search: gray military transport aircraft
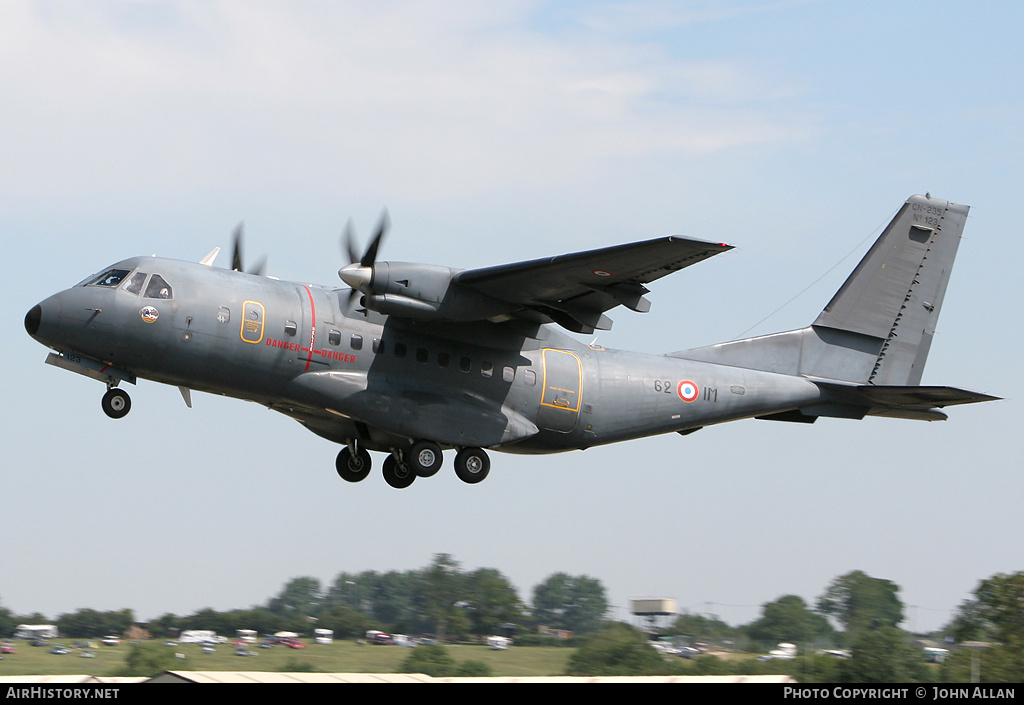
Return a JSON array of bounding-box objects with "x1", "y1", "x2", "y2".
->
[{"x1": 25, "y1": 194, "x2": 997, "y2": 488}]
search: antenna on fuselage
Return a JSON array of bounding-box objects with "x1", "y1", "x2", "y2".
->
[{"x1": 200, "y1": 247, "x2": 221, "y2": 266}]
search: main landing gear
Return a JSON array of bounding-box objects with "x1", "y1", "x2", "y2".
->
[
  {"x1": 334, "y1": 441, "x2": 490, "y2": 489},
  {"x1": 101, "y1": 387, "x2": 131, "y2": 419}
]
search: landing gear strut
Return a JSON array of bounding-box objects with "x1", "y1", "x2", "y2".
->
[{"x1": 101, "y1": 388, "x2": 131, "y2": 419}]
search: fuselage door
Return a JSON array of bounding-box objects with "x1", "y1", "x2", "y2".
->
[
  {"x1": 538, "y1": 348, "x2": 583, "y2": 433},
  {"x1": 240, "y1": 301, "x2": 265, "y2": 344}
]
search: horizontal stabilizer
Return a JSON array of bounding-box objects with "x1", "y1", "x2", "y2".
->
[{"x1": 814, "y1": 382, "x2": 1000, "y2": 420}]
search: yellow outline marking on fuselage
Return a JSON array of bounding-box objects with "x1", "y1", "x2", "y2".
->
[
  {"x1": 540, "y1": 348, "x2": 583, "y2": 412},
  {"x1": 240, "y1": 300, "x2": 266, "y2": 344}
]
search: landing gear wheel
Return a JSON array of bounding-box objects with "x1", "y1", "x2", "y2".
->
[
  {"x1": 454, "y1": 447, "x2": 490, "y2": 484},
  {"x1": 408, "y1": 440, "x2": 443, "y2": 477},
  {"x1": 101, "y1": 388, "x2": 131, "y2": 419},
  {"x1": 336, "y1": 446, "x2": 372, "y2": 483},
  {"x1": 382, "y1": 454, "x2": 415, "y2": 489}
]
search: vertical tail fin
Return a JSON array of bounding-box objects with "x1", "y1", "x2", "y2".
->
[
  {"x1": 671, "y1": 195, "x2": 971, "y2": 387},
  {"x1": 812, "y1": 194, "x2": 969, "y2": 385}
]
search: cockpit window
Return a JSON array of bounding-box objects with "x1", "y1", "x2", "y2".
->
[
  {"x1": 144, "y1": 274, "x2": 173, "y2": 299},
  {"x1": 122, "y1": 271, "x2": 148, "y2": 295},
  {"x1": 87, "y1": 269, "x2": 132, "y2": 288}
]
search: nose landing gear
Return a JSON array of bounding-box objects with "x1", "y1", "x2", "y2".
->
[{"x1": 101, "y1": 388, "x2": 131, "y2": 419}]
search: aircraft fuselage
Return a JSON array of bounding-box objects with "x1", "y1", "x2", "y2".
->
[{"x1": 27, "y1": 255, "x2": 824, "y2": 456}]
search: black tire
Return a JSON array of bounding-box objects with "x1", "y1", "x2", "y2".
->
[
  {"x1": 382, "y1": 455, "x2": 415, "y2": 489},
  {"x1": 408, "y1": 440, "x2": 443, "y2": 477},
  {"x1": 336, "y1": 447, "x2": 372, "y2": 483},
  {"x1": 101, "y1": 388, "x2": 131, "y2": 419},
  {"x1": 454, "y1": 447, "x2": 490, "y2": 484}
]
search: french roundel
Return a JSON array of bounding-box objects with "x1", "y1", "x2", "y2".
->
[{"x1": 677, "y1": 380, "x2": 699, "y2": 402}]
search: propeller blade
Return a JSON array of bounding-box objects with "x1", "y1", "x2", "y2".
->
[
  {"x1": 360, "y1": 210, "x2": 389, "y2": 267},
  {"x1": 339, "y1": 209, "x2": 389, "y2": 313},
  {"x1": 231, "y1": 222, "x2": 244, "y2": 272},
  {"x1": 342, "y1": 219, "x2": 359, "y2": 265}
]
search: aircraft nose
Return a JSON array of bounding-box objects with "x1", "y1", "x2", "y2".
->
[{"x1": 25, "y1": 304, "x2": 42, "y2": 338}]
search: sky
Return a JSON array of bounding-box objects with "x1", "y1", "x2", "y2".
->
[{"x1": 2, "y1": 0, "x2": 1021, "y2": 637}]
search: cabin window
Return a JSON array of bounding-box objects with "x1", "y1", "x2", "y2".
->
[
  {"x1": 329, "y1": 330, "x2": 341, "y2": 346},
  {"x1": 503, "y1": 366, "x2": 515, "y2": 383},
  {"x1": 459, "y1": 357, "x2": 472, "y2": 373},
  {"x1": 373, "y1": 339, "x2": 383, "y2": 354},
  {"x1": 394, "y1": 342, "x2": 407, "y2": 358},
  {"x1": 122, "y1": 272, "x2": 147, "y2": 295},
  {"x1": 524, "y1": 370, "x2": 537, "y2": 386},
  {"x1": 350, "y1": 334, "x2": 363, "y2": 350},
  {"x1": 481, "y1": 361, "x2": 493, "y2": 378},
  {"x1": 143, "y1": 274, "x2": 173, "y2": 299},
  {"x1": 284, "y1": 321, "x2": 297, "y2": 337},
  {"x1": 217, "y1": 307, "x2": 230, "y2": 324},
  {"x1": 437, "y1": 352, "x2": 451, "y2": 368}
]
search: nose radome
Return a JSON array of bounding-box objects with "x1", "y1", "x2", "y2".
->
[{"x1": 25, "y1": 304, "x2": 42, "y2": 337}]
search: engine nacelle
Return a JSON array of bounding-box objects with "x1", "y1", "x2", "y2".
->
[{"x1": 363, "y1": 262, "x2": 515, "y2": 322}]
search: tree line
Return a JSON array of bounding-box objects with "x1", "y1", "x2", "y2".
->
[
  {"x1": 0, "y1": 554, "x2": 608, "y2": 643},
  {"x1": 2, "y1": 557, "x2": 1021, "y2": 681}
]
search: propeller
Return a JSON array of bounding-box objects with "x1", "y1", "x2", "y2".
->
[
  {"x1": 339, "y1": 210, "x2": 389, "y2": 304},
  {"x1": 231, "y1": 222, "x2": 267, "y2": 276}
]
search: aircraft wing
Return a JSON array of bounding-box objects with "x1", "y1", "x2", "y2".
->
[{"x1": 453, "y1": 236, "x2": 732, "y2": 333}]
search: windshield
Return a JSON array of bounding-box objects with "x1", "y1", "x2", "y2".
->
[
  {"x1": 122, "y1": 271, "x2": 147, "y2": 295},
  {"x1": 86, "y1": 269, "x2": 132, "y2": 288}
]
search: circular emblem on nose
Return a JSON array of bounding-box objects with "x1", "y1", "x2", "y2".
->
[{"x1": 140, "y1": 306, "x2": 160, "y2": 323}]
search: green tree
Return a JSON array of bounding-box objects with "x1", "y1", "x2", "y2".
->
[
  {"x1": 266, "y1": 576, "x2": 323, "y2": 619},
  {"x1": 747, "y1": 595, "x2": 834, "y2": 646},
  {"x1": 316, "y1": 604, "x2": 371, "y2": 639},
  {"x1": 455, "y1": 660, "x2": 493, "y2": 677},
  {"x1": 180, "y1": 607, "x2": 236, "y2": 635},
  {"x1": 666, "y1": 612, "x2": 736, "y2": 643},
  {"x1": 463, "y1": 567, "x2": 525, "y2": 637},
  {"x1": 532, "y1": 572, "x2": 608, "y2": 635},
  {"x1": 145, "y1": 613, "x2": 181, "y2": 639},
  {"x1": 0, "y1": 598, "x2": 18, "y2": 638},
  {"x1": 56, "y1": 608, "x2": 134, "y2": 638},
  {"x1": 564, "y1": 622, "x2": 666, "y2": 676},
  {"x1": 816, "y1": 570, "x2": 903, "y2": 637},
  {"x1": 117, "y1": 641, "x2": 180, "y2": 677},
  {"x1": 369, "y1": 570, "x2": 422, "y2": 630},
  {"x1": 942, "y1": 571, "x2": 1024, "y2": 682},
  {"x1": 971, "y1": 571, "x2": 1024, "y2": 649},
  {"x1": 837, "y1": 626, "x2": 927, "y2": 683},
  {"x1": 422, "y1": 553, "x2": 463, "y2": 640},
  {"x1": 396, "y1": 643, "x2": 457, "y2": 677}
]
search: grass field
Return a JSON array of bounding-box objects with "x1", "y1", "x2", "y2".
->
[{"x1": 0, "y1": 640, "x2": 573, "y2": 678}]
